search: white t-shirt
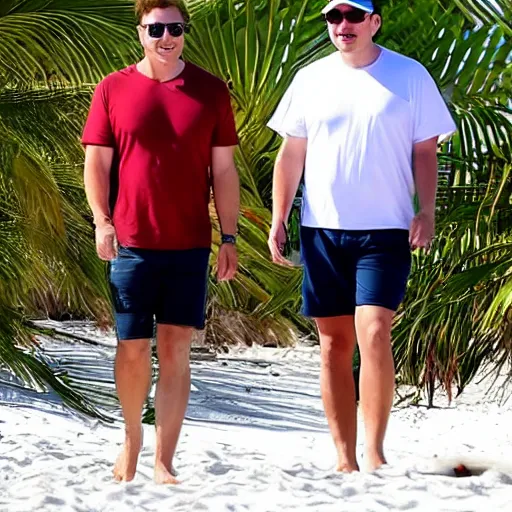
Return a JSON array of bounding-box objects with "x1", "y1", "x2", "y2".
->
[{"x1": 267, "y1": 46, "x2": 457, "y2": 230}]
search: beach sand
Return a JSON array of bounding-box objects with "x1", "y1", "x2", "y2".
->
[{"x1": 1, "y1": 322, "x2": 512, "y2": 511}]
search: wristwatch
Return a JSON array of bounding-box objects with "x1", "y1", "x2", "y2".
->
[{"x1": 221, "y1": 233, "x2": 237, "y2": 245}]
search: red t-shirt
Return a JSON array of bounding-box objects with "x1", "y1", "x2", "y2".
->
[{"x1": 82, "y1": 62, "x2": 238, "y2": 250}]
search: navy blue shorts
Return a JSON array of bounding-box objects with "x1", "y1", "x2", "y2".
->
[
  {"x1": 300, "y1": 227, "x2": 411, "y2": 317},
  {"x1": 109, "y1": 246, "x2": 211, "y2": 340}
]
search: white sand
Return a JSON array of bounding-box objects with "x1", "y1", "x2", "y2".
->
[{"x1": 1, "y1": 327, "x2": 512, "y2": 511}]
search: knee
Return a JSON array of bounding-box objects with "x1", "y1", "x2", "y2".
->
[
  {"x1": 157, "y1": 326, "x2": 193, "y2": 373},
  {"x1": 316, "y1": 317, "x2": 356, "y2": 368},
  {"x1": 321, "y1": 336, "x2": 355, "y2": 368},
  {"x1": 117, "y1": 340, "x2": 151, "y2": 364},
  {"x1": 359, "y1": 319, "x2": 391, "y2": 355},
  {"x1": 158, "y1": 340, "x2": 190, "y2": 368}
]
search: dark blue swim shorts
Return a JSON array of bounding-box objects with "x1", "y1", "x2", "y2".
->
[
  {"x1": 109, "y1": 246, "x2": 211, "y2": 340},
  {"x1": 299, "y1": 227, "x2": 411, "y2": 317}
]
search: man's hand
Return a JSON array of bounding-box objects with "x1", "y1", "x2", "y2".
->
[
  {"x1": 217, "y1": 243, "x2": 238, "y2": 281},
  {"x1": 409, "y1": 211, "x2": 435, "y2": 251},
  {"x1": 268, "y1": 222, "x2": 294, "y2": 266},
  {"x1": 95, "y1": 222, "x2": 118, "y2": 261}
]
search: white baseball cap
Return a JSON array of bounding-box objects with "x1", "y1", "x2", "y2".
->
[{"x1": 321, "y1": 0, "x2": 374, "y2": 15}]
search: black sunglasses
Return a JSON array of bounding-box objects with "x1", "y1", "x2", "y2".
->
[
  {"x1": 324, "y1": 8, "x2": 369, "y2": 25},
  {"x1": 141, "y1": 22, "x2": 190, "y2": 38}
]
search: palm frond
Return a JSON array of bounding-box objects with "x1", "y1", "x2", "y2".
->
[
  {"x1": 0, "y1": 85, "x2": 92, "y2": 162},
  {"x1": 451, "y1": 0, "x2": 512, "y2": 36},
  {"x1": 0, "y1": 0, "x2": 139, "y2": 85},
  {"x1": 0, "y1": 311, "x2": 110, "y2": 419}
]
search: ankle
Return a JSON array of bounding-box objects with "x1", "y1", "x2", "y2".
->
[
  {"x1": 337, "y1": 461, "x2": 360, "y2": 473},
  {"x1": 335, "y1": 447, "x2": 358, "y2": 466},
  {"x1": 155, "y1": 447, "x2": 174, "y2": 465},
  {"x1": 364, "y1": 450, "x2": 387, "y2": 472},
  {"x1": 337, "y1": 453, "x2": 358, "y2": 464},
  {"x1": 365, "y1": 446, "x2": 386, "y2": 461},
  {"x1": 154, "y1": 457, "x2": 174, "y2": 474}
]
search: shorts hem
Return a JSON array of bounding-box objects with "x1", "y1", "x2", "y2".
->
[
  {"x1": 355, "y1": 301, "x2": 400, "y2": 312},
  {"x1": 156, "y1": 320, "x2": 205, "y2": 330},
  {"x1": 116, "y1": 334, "x2": 153, "y2": 342},
  {"x1": 301, "y1": 308, "x2": 355, "y2": 318}
]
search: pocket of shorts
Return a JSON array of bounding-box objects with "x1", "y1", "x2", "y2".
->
[
  {"x1": 110, "y1": 259, "x2": 133, "y2": 273},
  {"x1": 111, "y1": 246, "x2": 142, "y2": 272},
  {"x1": 109, "y1": 254, "x2": 149, "y2": 311}
]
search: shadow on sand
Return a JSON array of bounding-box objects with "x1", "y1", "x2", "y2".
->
[{"x1": 1, "y1": 335, "x2": 329, "y2": 433}]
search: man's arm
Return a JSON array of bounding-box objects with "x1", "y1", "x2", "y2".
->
[
  {"x1": 410, "y1": 136, "x2": 439, "y2": 250},
  {"x1": 413, "y1": 136, "x2": 438, "y2": 217},
  {"x1": 268, "y1": 135, "x2": 307, "y2": 264},
  {"x1": 211, "y1": 145, "x2": 240, "y2": 236},
  {"x1": 83, "y1": 145, "x2": 117, "y2": 260},
  {"x1": 211, "y1": 145, "x2": 240, "y2": 281}
]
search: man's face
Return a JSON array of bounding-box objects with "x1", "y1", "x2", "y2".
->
[
  {"x1": 326, "y1": 5, "x2": 381, "y2": 54},
  {"x1": 138, "y1": 7, "x2": 186, "y2": 62}
]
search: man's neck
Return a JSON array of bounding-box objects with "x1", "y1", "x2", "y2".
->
[
  {"x1": 137, "y1": 56, "x2": 185, "y2": 82},
  {"x1": 340, "y1": 43, "x2": 381, "y2": 69}
]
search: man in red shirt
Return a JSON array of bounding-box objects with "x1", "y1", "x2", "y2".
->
[{"x1": 82, "y1": 0, "x2": 239, "y2": 484}]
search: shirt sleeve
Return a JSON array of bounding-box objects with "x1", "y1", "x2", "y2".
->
[
  {"x1": 267, "y1": 72, "x2": 307, "y2": 138},
  {"x1": 412, "y1": 66, "x2": 457, "y2": 144},
  {"x1": 212, "y1": 83, "x2": 239, "y2": 147},
  {"x1": 81, "y1": 80, "x2": 115, "y2": 147}
]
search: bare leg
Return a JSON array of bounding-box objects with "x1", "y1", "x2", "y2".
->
[
  {"x1": 316, "y1": 316, "x2": 359, "y2": 473},
  {"x1": 154, "y1": 324, "x2": 193, "y2": 484},
  {"x1": 355, "y1": 306, "x2": 395, "y2": 471},
  {"x1": 113, "y1": 339, "x2": 152, "y2": 482}
]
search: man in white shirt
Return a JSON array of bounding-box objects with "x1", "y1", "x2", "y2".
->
[{"x1": 267, "y1": 0, "x2": 456, "y2": 472}]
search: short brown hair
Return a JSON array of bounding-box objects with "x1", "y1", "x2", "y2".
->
[{"x1": 135, "y1": 0, "x2": 190, "y2": 23}]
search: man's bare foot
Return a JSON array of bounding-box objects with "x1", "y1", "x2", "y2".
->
[
  {"x1": 154, "y1": 461, "x2": 180, "y2": 484},
  {"x1": 113, "y1": 435, "x2": 142, "y2": 482},
  {"x1": 336, "y1": 461, "x2": 360, "y2": 473},
  {"x1": 365, "y1": 451, "x2": 387, "y2": 472}
]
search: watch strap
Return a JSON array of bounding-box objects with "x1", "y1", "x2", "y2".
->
[{"x1": 221, "y1": 234, "x2": 236, "y2": 245}]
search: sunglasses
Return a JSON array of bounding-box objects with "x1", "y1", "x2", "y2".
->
[
  {"x1": 141, "y1": 22, "x2": 190, "y2": 38},
  {"x1": 324, "y1": 8, "x2": 369, "y2": 24}
]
